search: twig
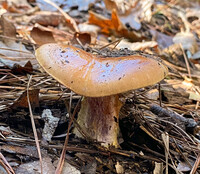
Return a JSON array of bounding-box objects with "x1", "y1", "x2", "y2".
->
[
  {"x1": 55, "y1": 93, "x2": 81, "y2": 174},
  {"x1": 0, "y1": 152, "x2": 15, "y2": 174},
  {"x1": 158, "y1": 83, "x2": 162, "y2": 107},
  {"x1": 0, "y1": 47, "x2": 33, "y2": 54},
  {"x1": 180, "y1": 44, "x2": 191, "y2": 79},
  {"x1": 172, "y1": 138, "x2": 193, "y2": 169},
  {"x1": 162, "y1": 133, "x2": 169, "y2": 174},
  {"x1": 190, "y1": 153, "x2": 200, "y2": 174},
  {"x1": 99, "y1": 37, "x2": 124, "y2": 51},
  {"x1": 27, "y1": 75, "x2": 43, "y2": 174},
  {"x1": 162, "y1": 132, "x2": 181, "y2": 174},
  {"x1": 195, "y1": 101, "x2": 199, "y2": 110}
]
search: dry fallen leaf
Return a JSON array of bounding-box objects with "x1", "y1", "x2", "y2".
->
[
  {"x1": 16, "y1": 157, "x2": 55, "y2": 174},
  {"x1": 116, "y1": 39, "x2": 158, "y2": 51},
  {"x1": 0, "y1": 13, "x2": 16, "y2": 38},
  {"x1": 11, "y1": 89, "x2": 40, "y2": 109},
  {"x1": 53, "y1": 160, "x2": 81, "y2": 174},
  {"x1": 104, "y1": 0, "x2": 154, "y2": 30},
  {"x1": 88, "y1": 10, "x2": 145, "y2": 41},
  {"x1": 12, "y1": 60, "x2": 33, "y2": 74},
  {"x1": 104, "y1": 0, "x2": 134, "y2": 15},
  {"x1": 71, "y1": 32, "x2": 91, "y2": 45},
  {"x1": 2, "y1": 0, "x2": 32, "y2": 13},
  {"x1": 177, "y1": 160, "x2": 194, "y2": 172},
  {"x1": 0, "y1": 126, "x2": 12, "y2": 137},
  {"x1": 173, "y1": 31, "x2": 198, "y2": 54},
  {"x1": 78, "y1": 23, "x2": 100, "y2": 44},
  {"x1": 115, "y1": 161, "x2": 124, "y2": 174},
  {"x1": 30, "y1": 11, "x2": 65, "y2": 27},
  {"x1": 0, "y1": 40, "x2": 36, "y2": 67},
  {"x1": 30, "y1": 27, "x2": 56, "y2": 46},
  {"x1": 145, "y1": 89, "x2": 159, "y2": 100},
  {"x1": 150, "y1": 29, "x2": 173, "y2": 49}
]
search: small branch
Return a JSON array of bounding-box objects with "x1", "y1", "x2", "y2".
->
[{"x1": 180, "y1": 43, "x2": 191, "y2": 79}]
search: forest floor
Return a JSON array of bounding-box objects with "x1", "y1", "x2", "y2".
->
[{"x1": 0, "y1": 0, "x2": 200, "y2": 173}]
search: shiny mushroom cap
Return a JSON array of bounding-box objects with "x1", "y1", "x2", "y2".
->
[{"x1": 35, "y1": 43, "x2": 168, "y2": 97}]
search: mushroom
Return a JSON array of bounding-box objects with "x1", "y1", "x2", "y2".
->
[{"x1": 35, "y1": 43, "x2": 168, "y2": 147}]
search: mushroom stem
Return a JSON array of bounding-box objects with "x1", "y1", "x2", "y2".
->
[{"x1": 74, "y1": 95, "x2": 122, "y2": 147}]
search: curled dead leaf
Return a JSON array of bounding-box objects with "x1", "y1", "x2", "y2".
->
[
  {"x1": 31, "y1": 27, "x2": 56, "y2": 46},
  {"x1": 12, "y1": 61, "x2": 33, "y2": 74},
  {"x1": 71, "y1": 32, "x2": 91, "y2": 45},
  {"x1": 11, "y1": 89, "x2": 40, "y2": 109},
  {"x1": 88, "y1": 10, "x2": 146, "y2": 41}
]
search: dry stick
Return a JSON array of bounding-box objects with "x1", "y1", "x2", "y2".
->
[
  {"x1": 180, "y1": 44, "x2": 191, "y2": 79},
  {"x1": 0, "y1": 159, "x2": 12, "y2": 174},
  {"x1": 99, "y1": 37, "x2": 124, "y2": 51},
  {"x1": 8, "y1": 73, "x2": 28, "y2": 84},
  {"x1": 158, "y1": 83, "x2": 162, "y2": 107},
  {"x1": 0, "y1": 47, "x2": 33, "y2": 54},
  {"x1": 42, "y1": 0, "x2": 79, "y2": 32},
  {"x1": 0, "y1": 54, "x2": 35, "y2": 61},
  {"x1": 162, "y1": 132, "x2": 181, "y2": 174},
  {"x1": 172, "y1": 138, "x2": 193, "y2": 170},
  {"x1": 195, "y1": 101, "x2": 199, "y2": 110},
  {"x1": 162, "y1": 133, "x2": 169, "y2": 174},
  {"x1": 111, "y1": 37, "x2": 124, "y2": 50},
  {"x1": 27, "y1": 75, "x2": 43, "y2": 174},
  {"x1": 0, "y1": 35, "x2": 35, "y2": 45},
  {"x1": 0, "y1": 152, "x2": 15, "y2": 174},
  {"x1": 55, "y1": 94, "x2": 81, "y2": 174},
  {"x1": 190, "y1": 153, "x2": 200, "y2": 174}
]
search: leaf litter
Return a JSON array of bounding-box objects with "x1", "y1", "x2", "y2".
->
[{"x1": 0, "y1": 0, "x2": 200, "y2": 173}]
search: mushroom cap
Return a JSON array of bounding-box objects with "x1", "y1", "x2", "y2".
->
[{"x1": 36, "y1": 43, "x2": 168, "y2": 97}]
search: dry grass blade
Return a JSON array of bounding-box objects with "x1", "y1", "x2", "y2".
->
[{"x1": 27, "y1": 75, "x2": 43, "y2": 174}]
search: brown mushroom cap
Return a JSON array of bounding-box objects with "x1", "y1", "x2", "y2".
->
[{"x1": 36, "y1": 43, "x2": 168, "y2": 97}]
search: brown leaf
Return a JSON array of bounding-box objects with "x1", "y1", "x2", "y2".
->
[
  {"x1": 104, "y1": 0, "x2": 153, "y2": 30},
  {"x1": 0, "y1": 126, "x2": 12, "y2": 137},
  {"x1": 0, "y1": 40, "x2": 36, "y2": 68},
  {"x1": 2, "y1": 0, "x2": 32, "y2": 13},
  {"x1": 116, "y1": 39, "x2": 158, "y2": 51},
  {"x1": 0, "y1": 145, "x2": 47, "y2": 158},
  {"x1": 30, "y1": 27, "x2": 55, "y2": 46},
  {"x1": 11, "y1": 89, "x2": 40, "y2": 109},
  {"x1": 71, "y1": 32, "x2": 91, "y2": 45},
  {"x1": 88, "y1": 10, "x2": 145, "y2": 42},
  {"x1": 16, "y1": 157, "x2": 55, "y2": 174},
  {"x1": 30, "y1": 11, "x2": 65, "y2": 27},
  {"x1": 12, "y1": 61, "x2": 33, "y2": 74},
  {"x1": 0, "y1": 13, "x2": 16, "y2": 38}
]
